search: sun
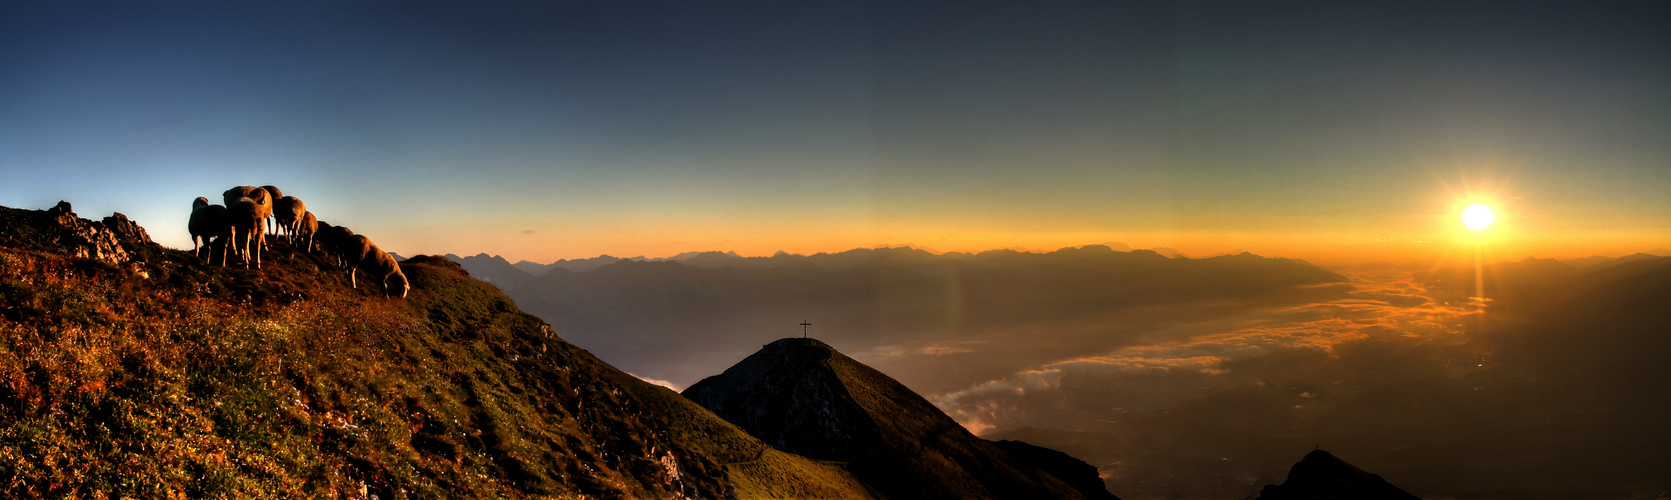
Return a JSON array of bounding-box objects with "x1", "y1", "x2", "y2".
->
[{"x1": 1461, "y1": 204, "x2": 1496, "y2": 230}]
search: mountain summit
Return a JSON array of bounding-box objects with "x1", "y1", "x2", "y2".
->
[
  {"x1": 684, "y1": 337, "x2": 1118, "y2": 500},
  {"x1": 1251, "y1": 449, "x2": 1420, "y2": 500}
]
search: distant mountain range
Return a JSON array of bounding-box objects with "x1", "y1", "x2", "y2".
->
[
  {"x1": 443, "y1": 245, "x2": 1349, "y2": 390},
  {"x1": 506, "y1": 250, "x2": 749, "y2": 275},
  {"x1": 467, "y1": 243, "x2": 1222, "y2": 279}
]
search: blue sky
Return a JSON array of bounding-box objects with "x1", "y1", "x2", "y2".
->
[{"x1": 3, "y1": 1, "x2": 1668, "y2": 263}]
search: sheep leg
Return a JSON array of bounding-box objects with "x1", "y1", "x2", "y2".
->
[
  {"x1": 230, "y1": 228, "x2": 240, "y2": 267},
  {"x1": 349, "y1": 267, "x2": 358, "y2": 289},
  {"x1": 253, "y1": 231, "x2": 263, "y2": 270}
]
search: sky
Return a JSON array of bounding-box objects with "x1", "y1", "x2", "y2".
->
[{"x1": 3, "y1": 1, "x2": 1669, "y2": 265}]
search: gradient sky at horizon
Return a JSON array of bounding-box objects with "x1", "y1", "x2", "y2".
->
[{"x1": 3, "y1": 1, "x2": 1668, "y2": 265}]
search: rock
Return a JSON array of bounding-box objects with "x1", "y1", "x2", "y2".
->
[
  {"x1": 102, "y1": 212, "x2": 152, "y2": 244},
  {"x1": 51, "y1": 208, "x2": 130, "y2": 267}
]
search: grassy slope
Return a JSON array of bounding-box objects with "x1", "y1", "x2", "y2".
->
[{"x1": 0, "y1": 205, "x2": 871, "y2": 499}]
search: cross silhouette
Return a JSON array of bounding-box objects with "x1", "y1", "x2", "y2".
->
[{"x1": 800, "y1": 321, "x2": 811, "y2": 338}]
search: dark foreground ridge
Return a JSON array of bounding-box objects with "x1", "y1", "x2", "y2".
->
[
  {"x1": 0, "y1": 203, "x2": 880, "y2": 498},
  {"x1": 684, "y1": 337, "x2": 1119, "y2": 500},
  {"x1": 1250, "y1": 449, "x2": 1420, "y2": 500}
]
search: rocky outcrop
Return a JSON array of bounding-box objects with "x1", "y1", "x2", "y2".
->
[
  {"x1": 102, "y1": 212, "x2": 152, "y2": 244},
  {"x1": 0, "y1": 202, "x2": 157, "y2": 270},
  {"x1": 39, "y1": 201, "x2": 131, "y2": 266}
]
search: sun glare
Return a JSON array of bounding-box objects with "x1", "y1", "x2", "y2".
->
[{"x1": 1462, "y1": 204, "x2": 1496, "y2": 231}]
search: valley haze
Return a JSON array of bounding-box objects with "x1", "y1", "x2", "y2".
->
[{"x1": 449, "y1": 245, "x2": 1671, "y2": 499}]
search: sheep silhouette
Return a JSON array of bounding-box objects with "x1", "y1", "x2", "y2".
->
[
  {"x1": 295, "y1": 211, "x2": 318, "y2": 253},
  {"x1": 189, "y1": 188, "x2": 405, "y2": 299},
  {"x1": 260, "y1": 186, "x2": 284, "y2": 236},
  {"x1": 341, "y1": 234, "x2": 408, "y2": 298},
  {"x1": 227, "y1": 197, "x2": 265, "y2": 269},
  {"x1": 188, "y1": 197, "x2": 234, "y2": 266},
  {"x1": 275, "y1": 196, "x2": 306, "y2": 243},
  {"x1": 222, "y1": 186, "x2": 274, "y2": 247},
  {"x1": 315, "y1": 222, "x2": 356, "y2": 267}
]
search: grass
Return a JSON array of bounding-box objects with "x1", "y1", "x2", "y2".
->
[{"x1": 0, "y1": 205, "x2": 875, "y2": 499}]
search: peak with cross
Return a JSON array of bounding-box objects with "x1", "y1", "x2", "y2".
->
[{"x1": 682, "y1": 336, "x2": 1118, "y2": 500}]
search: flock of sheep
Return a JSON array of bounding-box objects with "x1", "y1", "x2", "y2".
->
[{"x1": 187, "y1": 185, "x2": 409, "y2": 298}]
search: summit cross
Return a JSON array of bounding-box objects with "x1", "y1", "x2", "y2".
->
[{"x1": 800, "y1": 321, "x2": 811, "y2": 338}]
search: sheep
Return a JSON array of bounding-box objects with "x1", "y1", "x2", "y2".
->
[
  {"x1": 221, "y1": 185, "x2": 260, "y2": 207},
  {"x1": 188, "y1": 197, "x2": 235, "y2": 266},
  {"x1": 227, "y1": 197, "x2": 266, "y2": 269},
  {"x1": 340, "y1": 234, "x2": 375, "y2": 277},
  {"x1": 338, "y1": 234, "x2": 407, "y2": 297},
  {"x1": 274, "y1": 196, "x2": 307, "y2": 243},
  {"x1": 357, "y1": 245, "x2": 410, "y2": 298},
  {"x1": 314, "y1": 222, "x2": 356, "y2": 267},
  {"x1": 295, "y1": 211, "x2": 318, "y2": 253},
  {"x1": 260, "y1": 186, "x2": 283, "y2": 236},
  {"x1": 223, "y1": 186, "x2": 274, "y2": 245}
]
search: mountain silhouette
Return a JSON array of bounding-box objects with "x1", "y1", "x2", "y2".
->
[
  {"x1": 683, "y1": 337, "x2": 1118, "y2": 500},
  {"x1": 1250, "y1": 449, "x2": 1419, "y2": 500}
]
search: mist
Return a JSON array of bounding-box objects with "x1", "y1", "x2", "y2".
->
[{"x1": 454, "y1": 247, "x2": 1671, "y2": 498}]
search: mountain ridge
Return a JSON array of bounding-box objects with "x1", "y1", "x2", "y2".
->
[{"x1": 448, "y1": 243, "x2": 1353, "y2": 390}]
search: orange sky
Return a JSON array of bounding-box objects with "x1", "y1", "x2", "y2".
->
[{"x1": 7, "y1": 2, "x2": 1667, "y2": 268}]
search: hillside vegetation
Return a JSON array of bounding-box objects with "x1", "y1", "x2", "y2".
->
[{"x1": 0, "y1": 204, "x2": 873, "y2": 499}]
